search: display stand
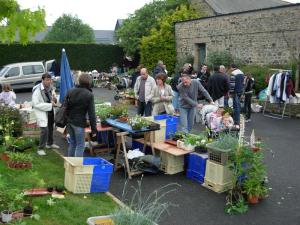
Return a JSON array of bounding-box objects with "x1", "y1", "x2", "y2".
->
[
  {"x1": 263, "y1": 69, "x2": 292, "y2": 119},
  {"x1": 106, "y1": 119, "x2": 158, "y2": 179}
]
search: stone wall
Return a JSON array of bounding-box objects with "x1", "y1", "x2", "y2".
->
[{"x1": 175, "y1": 4, "x2": 300, "y2": 70}]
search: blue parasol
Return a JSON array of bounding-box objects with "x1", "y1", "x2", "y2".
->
[{"x1": 59, "y1": 48, "x2": 74, "y2": 103}]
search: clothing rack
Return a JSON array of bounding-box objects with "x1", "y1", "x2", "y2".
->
[{"x1": 263, "y1": 69, "x2": 292, "y2": 119}]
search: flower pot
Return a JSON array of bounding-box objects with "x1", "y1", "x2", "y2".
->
[
  {"x1": 23, "y1": 205, "x2": 33, "y2": 216},
  {"x1": 183, "y1": 143, "x2": 195, "y2": 151},
  {"x1": 1, "y1": 210, "x2": 13, "y2": 223},
  {"x1": 251, "y1": 146, "x2": 260, "y2": 152},
  {"x1": 247, "y1": 195, "x2": 259, "y2": 204},
  {"x1": 8, "y1": 161, "x2": 32, "y2": 169},
  {"x1": 176, "y1": 140, "x2": 185, "y2": 149},
  {"x1": 1, "y1": 152, "x2": 10, "y2": 161}
]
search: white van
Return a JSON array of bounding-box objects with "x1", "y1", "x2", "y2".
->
[{"x1": 0, "y1": 60, "x2": 55, "y2": 92}]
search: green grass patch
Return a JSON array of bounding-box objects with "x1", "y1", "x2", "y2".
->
[{"x1": 0, "y1": 150, "x2": 118, "y2": 225}]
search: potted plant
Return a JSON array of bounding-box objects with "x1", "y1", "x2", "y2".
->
[
  {"x1": 95, "y1": 105, "x2": 111, "y2": 125},
  {"x1": 206, "y1": 134, "x2": 239, "y2": 153},
  {"x1": 243, "y1": 178, "x2": 263, "y2": 204},
  {"x1": 10, "y1": 137, "x2": 35, "y2": 152},
  {"x1": 0, "y1": 188, "x2": 24, "y2": 223},
  {"x1": 128, "y1": 115, "x2": 150, "y2": 130},
  {"x1": 8, "y1": 152, "x2": 33, "y2": 169},
  {"x1": 171, "y1": 131, "x2": 186, "y2": 141},
  {"x1": 110, "y1": 104, "x2": 128, "y2": 119}
]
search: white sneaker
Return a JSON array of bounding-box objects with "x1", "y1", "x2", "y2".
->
[
  {"x1": 37, "y1": 150, "x2": 46, "y2": 156},
  {"x1": 46, "y1": 144, "x2": 60, "y2": 149}
]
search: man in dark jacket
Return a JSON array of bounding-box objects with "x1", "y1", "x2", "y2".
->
[
  {"x1": 243, "y1": 73, "x2": 255, "y2": 122},
  {"x1": 229, "y1": 64, "x2": 244, "y2": 127},
  {"x1": 197, "y1": 64, "x2": 210, "y2": 89},
  {"x1": 153, "y1": 60, "x2": 166, "y2": 79},
  {"x1": 207, "y1": 65, "x2": 230, "y2": 107},
  {"x1": 66, "y1": 73, "x2": 97, "y2": 157}
]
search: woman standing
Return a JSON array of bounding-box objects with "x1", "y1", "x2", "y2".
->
[
  {"x1": 151, "y1": 73, "x2": 174, "y2": 115},
  {"x1": 66, "y1": 74, "x2": 97, "y2": 157},
  {"x1": 0, "y1": 84, "x2": 16, "y2": 107}
]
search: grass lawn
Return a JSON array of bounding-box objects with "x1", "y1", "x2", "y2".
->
[{"x1": 0, "y1": 149, "x2": 118, "y2": 225}]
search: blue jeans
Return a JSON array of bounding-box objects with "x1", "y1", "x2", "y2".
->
[
  {"x1": 67, "y1": 123, "x2": 85, "y2": 157},
  {"x1": 179, "y1": 107, "x2": 196, "y2": 133},
  {"x1": 232, "y1": 94, "x2": 241, "y2": 125},
  {"x1": 172, "y1": 91, "x2": 179, "y2": 111}
]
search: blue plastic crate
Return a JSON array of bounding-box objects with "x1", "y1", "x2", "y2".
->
[
  {"x1": 153, "y1": 114, "x2": 179, "y2": 139},
  {"x1": 83, "y1": 157, "x2": 113, "y2": 193},
  {"x1": 187, "y1": 153, "x2": 208, "y2": 177},
  {"x1": 186, "y1": 169, "x2": 205, "y2": 184}
]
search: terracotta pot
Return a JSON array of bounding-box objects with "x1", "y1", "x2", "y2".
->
[
  {"x1": 251, "y1": 146, "x2": 260, "y2": 152},
  {"x1": 1, "y1": 152, "x2": 10, "y2": 161},
  {"x1": 8, "y1": 161, "x2": 32, "y2": 169},
  {"x1": 248, "y1": 195, "x2": 259, "y2": 204}
]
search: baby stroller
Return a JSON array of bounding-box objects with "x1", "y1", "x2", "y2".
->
[
  {"x1": 200, "y1": 105, "x2": 239, "y2": 139},
  {"x1": 111, "y1": 74, "x2": 132, "y2": 100}
]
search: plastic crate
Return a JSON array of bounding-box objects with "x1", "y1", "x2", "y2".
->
[
  {"x1": 187, "y1": 153, "x2": 208, "y2": 176},
  {"x1": 204, "y1": 160, "x2": 232, "y2": 185},
  {"x1": 160, "y1": 151, "x2": 184, "y2": 174},
  {"x1": 186, "y1": 169, "x2": 204, "y2": 184},
  {"x1": 203, "y1": 178, "x2": 232, "y2": 193},
  {"x1": 206, "y1": 143, "x2": 232, "y2": 165},
  {"x1": 64, "y1": 157, "x2": 113, "y2": 193}
]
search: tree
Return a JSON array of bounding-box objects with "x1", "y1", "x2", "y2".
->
[
  {"x1": 0, "y1": 0, "x2": 46, "y2": 44},
  {"x1": 44, "y1": 14, "x2": 95, "y2": 43},
  {"x1": 140, "y1": 5, "x2": 203, "y2": 75},
  {"x1": 116, "y1": 0, "x2": 188, "y2": 57}
]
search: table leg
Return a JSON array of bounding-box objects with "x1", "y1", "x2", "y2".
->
[
  {"x1": 114, "y1": 135, "x2": 121, "y2": 172},
  {"x1": 149, "y1": 131, "x2": 155, "y2": 155},
  {"x1": 121, "y1": 134, "x2": 132, "y2": 179}
]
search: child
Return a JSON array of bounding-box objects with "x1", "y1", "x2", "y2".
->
[
  {"x1": 220, "y1": 113, "x2": 234, "y2": 130},
  {"x1": 209, "y1": 108, "x2": 225, "y2": 132},
  {"x1": 0, "y1": 84, "x2": 16, "y2": 107}
]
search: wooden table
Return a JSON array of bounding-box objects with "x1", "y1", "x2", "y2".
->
[
  {"x1": 134, "y1": 139, "x2": 194, "y2": 174},
  {"x1": 84, "y1": 124, "x2": 115, "y2": 156},
  {"x1": 106, "y1": 119, "x2": 160, "y2": 179}
]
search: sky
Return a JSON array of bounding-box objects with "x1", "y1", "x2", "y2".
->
[{"x1": 19, "y1": 0, "x2": 300, "y2": 30}]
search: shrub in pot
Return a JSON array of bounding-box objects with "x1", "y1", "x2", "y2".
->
[{"x1": 8, "y1": 152, "x2": 33, "y2": 169}]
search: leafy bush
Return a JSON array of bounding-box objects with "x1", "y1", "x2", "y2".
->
[
  {"x1": 0, "y1": 43, "x2": 124, "y2": 72},
  {"x1": 206, "y1": 50, "x2": 233, "y2": 68},
  {"x1": 0, "y1": 106, "x2": 23, "y2": 145},
  {"x1": 208, "y1": 134, "x2": 238, "y2": 151}
]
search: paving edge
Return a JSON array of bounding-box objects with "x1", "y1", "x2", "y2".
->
[{"x1": 52, "y1": 148, "x2": 126, "y2": 208}]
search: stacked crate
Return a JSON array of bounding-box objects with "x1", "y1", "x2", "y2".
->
[
  {"x1": 186, "y1": 153, "x2": 208, "y2": 184},
  {"x1": 202, "y1": 143, "x2": 233, "y2": 193}
]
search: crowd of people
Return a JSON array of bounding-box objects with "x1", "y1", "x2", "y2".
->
[
  {"x1": 28, "y1": 59, "x2": 254, "y2": 156},
  {"x1": 133, "y1": 60, "x2": 255, "y2": 133}
]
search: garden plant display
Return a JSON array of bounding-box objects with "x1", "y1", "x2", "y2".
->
[{"x1": 128, "y1": 115, "x2": 150, "y2": 130}]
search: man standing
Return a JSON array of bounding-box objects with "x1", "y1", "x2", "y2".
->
[
  {"x1": 134, "y1": 68, "x2": 156, "y2": 116},
  {"x1": 197, "y1": 64, "x2": 210, "y2": 89},
  {"x1": 207, "y1": 65, "x2": 230, "y2": 107},
  {"x1": 178, "y1": 73, "x2": 214, "y2": 133},
  {"x1": 153, "y1": 60, "x2": 166, "y2": 78},
  {"x1": 229, "y1": 64, "x2": 244, "y2": 127},
  {"x1": 219, "y1": 65, "x2": 230, "y2": 107},
  {"x1": 32, "y1": 73, "x2": 59, "y2": 155}
]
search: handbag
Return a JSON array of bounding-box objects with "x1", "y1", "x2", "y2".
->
[{"x1": 55, "y1": 94, "x2": 70, "y2": 128}]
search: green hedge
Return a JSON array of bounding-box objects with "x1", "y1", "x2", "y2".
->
[{"x1": 0, "y1": 43, "x2": 124, "y2": 72}]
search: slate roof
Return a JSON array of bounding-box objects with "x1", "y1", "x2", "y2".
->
[
  {"x1": 205, "y1": 0, "x2": 291, "y2": 15},
  {"x1": 94, "y1": 30, "x2": 115, "y2": 44}
]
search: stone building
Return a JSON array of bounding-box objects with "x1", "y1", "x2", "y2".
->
[{"x1": 176, "y1": 1, "x2": 300, "y2": 72}]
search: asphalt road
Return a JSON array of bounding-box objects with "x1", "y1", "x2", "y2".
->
[{"x1": 17, "y1": 88, "x2": 300, "y2": 225}]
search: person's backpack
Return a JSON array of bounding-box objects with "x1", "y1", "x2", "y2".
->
[{"x1": 55, "y1": 94, "x2": 70, "y2": 128}]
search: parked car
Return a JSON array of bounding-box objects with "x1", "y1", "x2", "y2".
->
[{"x1": 0, "y1": 60, "x2": 55, "y2": 92}]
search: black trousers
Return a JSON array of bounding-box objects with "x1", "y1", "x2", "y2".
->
[
  {"x1": 244, "y1": 94, "x2": 252, "y2": 120},
  {"x1": 39, "y1": 111, "x2": 54, "y2": 149},
  {"x1": 137, "y1": 100, "x2": 152, "y2": 117}
]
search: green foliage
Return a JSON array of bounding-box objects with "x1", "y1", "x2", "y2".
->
[
  {"x1": 225, "y1": 196, "x2": 248, "y2": 215},
  {"x1": 8, "y1": 152, "x2": 33, "y2": 163},
  {"x1": 129, "y1": 115, "x2": 150, "y2": 130},
  {"x1": 113, "y1": 181, "x2": 178, "y2": 225},
  {"x1": 183, "y1": 133, "x2": 207, "y2": 146},
  {"x1": 0, "y1": 43, "x2": 124, "y2": 72},
  {"x1": 0, "y1": 186, "x2": 24, "y2": 211},
  {"x1": 110, "y1": 104, "x2": 129, "y2": 118},
  {"x1": 0, "y1": 106, "x2": 23, "y2": 145},
  {"x1": 208, "y1": 134, "x2": 239, "y2": 152},
  {"x1": 116, "y1": 0, "x2": 188, "y2": 57},
  {"x1": 43, "y1": 14, "x2": 95, "y2": 43},
  {"x1": 95, "y1": 104, "x2": 111, "y2": 121},
  {"x1": 0, "y1": 0, "x2": 46, "y2": 44},
  {"x1": 140, "y1": 5, "x2": 202, "y2": 75},
  {"x1": 206, "y1": 50, "x2": 233, "y2": 68}
]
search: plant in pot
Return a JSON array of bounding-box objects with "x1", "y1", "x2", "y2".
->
[
  {"x1": 0, "y1": 187, "x2": 24, "y2": 223},
  {"x1": 95, "y1": 105, "x2": 111, "y2": 125},
  {"x1": 206, "y1": 134, "x2": 239, "y2": 153},
  {"x1": 8, "y1": 152, "x2": 33, "y2": 169},
  {"x1": 111, "y1": 104, "x2": 128, "y2": 120},
  {"x1": 128, "y1": 115, "x2": 150, "y2": 130},
  {"x1": 171, "y1": 131, "x2": 186, "y2": 141}
]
